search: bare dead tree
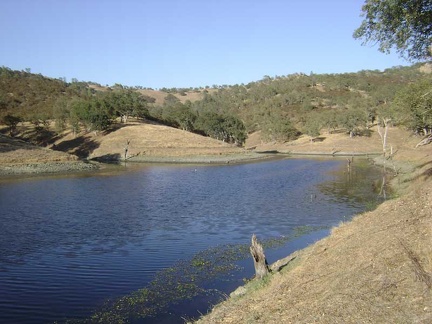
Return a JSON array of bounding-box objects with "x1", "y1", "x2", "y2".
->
[
  {"x1": 377, "y1": 117, "x2": 391, "y2": 157},
  {"x1": 416, "y1": 134, "x2": 432, "y2": 148},
  {"x1": 250, "y1": 234, "x2": 269, "y2": 279},
  {"x1": 124, "y1": 139, "x2": 131, "y2": 161}
]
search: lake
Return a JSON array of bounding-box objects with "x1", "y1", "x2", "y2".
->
[{"x1": 0, "y1": 157, "x2": 386, "y2": 323}]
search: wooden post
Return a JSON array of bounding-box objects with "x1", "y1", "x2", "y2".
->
[{"x1": 250, "y1": 234, "x2": 269, "y2": 279}]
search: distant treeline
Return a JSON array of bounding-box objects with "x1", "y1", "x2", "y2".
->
[{"x1": 1, "y1": 63, "x2": 431, "y2": 147}]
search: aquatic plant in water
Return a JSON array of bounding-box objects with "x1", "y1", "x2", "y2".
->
[{"x1": 66, "y1": 225, "x2": 326, "y2": 323}]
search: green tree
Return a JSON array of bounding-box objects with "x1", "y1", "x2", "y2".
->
[
  {"x1": 337, "y1": 108, "x2": 368, "y2": 137},
  {"x1": 2, "y1": 114, "x2": 22, "y2": 136},
  {"x1": 29, "y1": 113, "x2": 51, "y2": 134},
  {"x1": 160, "y1": 102, "x2": 196, "y2": 130},
  {"x1": 164, "y1": 93, "x2": 180, "y2": 106},
  {"x1": 194, "y1": 112, "x2": 246, "y2": 145},
  {"x1": 88, "y1": 99, "x2": 112, "y2": 131},
  {"x1": 171, "y1": 104, "x2": 196, "y2": 131},
  {"x1": 321, "y1": 110, "x2": 339, "y2": 134},
  {"x1": 101, "y1": 90, "x2": 150, "y2": 123},
  {"x1": 53, "y1": 98, "x2": 70, "y2": 133},
  {"x1": 261, "y1": 113, "x2": 299, "y2": 142},
  {"x1": 195, "y1": 111, "x2": 225, "y2": 140},
  {"x1": 70, "y1": 98, "x2": 112, "y2": 133},
  {"x1": 0, "y1": 91, "x2": 8, "y2": 112},
  {"x1": 303, "y1": 115, "x2": 322, "y2": 141},
  {"x1": 70, "y1": 99, "x2": 91, "y2": 133},
  {"x1": 354, "y1": 0, "x2": 432, "y2": 60},
  {"x1": 222, "y1": 115, "x2": 247, "y2": 146},
  {"x1": 391, "y1": 77, "x2": 432, "y2": 135}
]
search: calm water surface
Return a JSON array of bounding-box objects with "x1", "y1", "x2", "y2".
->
[{"x1": 0, "y1": 158, "x2": 384, "y2": 323}]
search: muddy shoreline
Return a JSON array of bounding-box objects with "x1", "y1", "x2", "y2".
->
[
  {"x1": 0, "y1": 150, "x2": 387, "y2": 178},
  {"x1": 0, "y1": 160, "x2": 98, "y2": 176}
]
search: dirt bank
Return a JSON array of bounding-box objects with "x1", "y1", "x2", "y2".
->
[
  {"x1": 2, "y1": 122, "x2": 428, "y2": 177},
  {"x1": 125, "y1": 152, "x2": 280, "y2": 164},
  {"x1": 0, "y1": 134, "x2": 98, "y2": 176},
  {"x1": 0, "y1": 161, "x2": 97, "y2": 176}
]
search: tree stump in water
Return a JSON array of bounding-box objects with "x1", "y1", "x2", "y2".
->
[{"x1": 250, "y1": 234, "x2": 269, "y2": 279}]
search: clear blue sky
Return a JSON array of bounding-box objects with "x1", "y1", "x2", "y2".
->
[{"x1": 0, "y1": 0, "x2": 409, "y2": 89}]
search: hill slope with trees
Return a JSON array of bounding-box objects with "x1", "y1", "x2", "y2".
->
[{"x1": 1, "y1": 62, "x2": 431, "y2": 162}]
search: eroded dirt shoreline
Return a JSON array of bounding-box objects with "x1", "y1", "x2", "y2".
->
[
  {"x1": 0, "y1": 161, "x2": 98, "y2": 176},
  {"x1": 0, "y1": 149, "x2": 385, "y2": 177}
]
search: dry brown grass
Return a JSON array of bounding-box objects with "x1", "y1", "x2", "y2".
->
[
  {"x1": 2, "y1": 120, "x2": 430, "y2": 171},
  {"x1": 246, "y1": 126, "x2": 426, "y2": 162},
  {"x1": 137, "y1": 89, "x2": 212, "y2": 105},
  {"x1": 50, "y1": 121, "x2": 244, "y2": 161},
  {"x1": 137, "y1": 89, "x2": 171, "y2": 105},
  {"x1": 0, "y1": 133, "x2": 77, "y2": 164},
  {"x1": 88, "y1": 84, "x2": 213, "y2": 105}
]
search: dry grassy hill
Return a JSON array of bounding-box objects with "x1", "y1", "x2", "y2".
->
[
  {"x1": 1, "y1": 121, "x2": 429, "y2": 170},
  {"x1": 246, "y1": 125, "x2": 424, "y2": 164},
  {"x1": 0, "y1": 120, "x2": 253, "y2": 173},
  {"x1": 138, "y1": 89, "x2": 213, "y2": 105},
  {"x1": 60, "y1": 121, "x2": 245, "y2": 161},
  {"x1": 87, "y1": 84, "x2": 213, "y2": 105},
  {"x1": 0, "y1": 133, "x2": 96, "y2": 175},
  {"x1": 0, "y1": 133, "x2": 77, "y2": 164}
]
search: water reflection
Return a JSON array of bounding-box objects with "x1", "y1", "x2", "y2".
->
[{"x1": 317, "y1": 157, "x2": 389, "y2": 208}]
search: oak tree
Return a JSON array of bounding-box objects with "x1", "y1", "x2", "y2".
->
[{"x1": 354, "y1": 0, "x2": 432, "y2": 61}]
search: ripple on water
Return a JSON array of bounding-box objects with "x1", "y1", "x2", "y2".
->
[{"x1": 0, "y1": 158, "x2": 386, "y2": 323}]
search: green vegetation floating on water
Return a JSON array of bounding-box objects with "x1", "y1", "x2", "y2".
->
[{"x1": 62, "y1": 225, "x2": 325, "y2": 323}]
